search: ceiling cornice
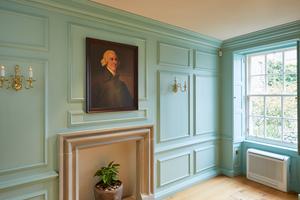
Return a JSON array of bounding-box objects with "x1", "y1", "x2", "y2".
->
[{"x1": 222, "y1": 20, "x2": 300, "y2": 50}]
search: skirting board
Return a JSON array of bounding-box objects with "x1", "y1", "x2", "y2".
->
[{"x1": 219, "y1": 168, "x2": 241, "y2": 177}]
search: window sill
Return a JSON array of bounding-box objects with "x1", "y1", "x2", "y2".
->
[{"x1": 243, "y1": 139, "x2": 298, "y2": 156}]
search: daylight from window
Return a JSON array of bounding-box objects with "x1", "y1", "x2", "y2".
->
[{"x1": 247, "y1": 47, "x2": 298, "y2": 146}]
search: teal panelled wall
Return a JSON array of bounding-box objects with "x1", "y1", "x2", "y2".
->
[
  {"x1": 1, "y1": 0, "x2": 298, "y2": 198},
  {"x1": 221, "y1": 20, "x2": 300, "y2": 192},
  {"x1": 0, "y1": 0, "x2": 221, "y2": 199}
]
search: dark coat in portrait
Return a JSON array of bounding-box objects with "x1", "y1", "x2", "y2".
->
[{"x1": 91, "y1": 66, "x2": 133, "y2": 110}]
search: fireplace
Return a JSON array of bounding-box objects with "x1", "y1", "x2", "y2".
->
[{"x1": 58, "y1": 125, "x2": 154, "y2": 200}]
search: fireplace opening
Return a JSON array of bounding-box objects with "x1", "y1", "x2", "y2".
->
[
  {"x1": 58, "y1": 125, "x2": 154, "y2": 200},
  {"x1": 78, "y1": 141, "x2": 136, "y2": 199}
]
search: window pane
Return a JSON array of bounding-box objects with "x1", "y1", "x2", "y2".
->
[
  {"x1": 285, "y1": 64, "x2": 297, "y2": 74},
  {"x1": 284, "y1": 74, "x2": 297, "y2": 94},
  {"x1": 267, "y1": 74, "x2": 283, "y2": 93},
  {"x1": 250, "y1": 75, "x2": 265, "y2": 94},
  {"x1": 249, "y1": 96, "x2": 264, "y2": 116},
  {"x1": 283, "y1": 96, "x2": 297, "y2": 118},
  {"x1": 266, "y1": 97, "x2": 281, "y2": 117},
  {"x1": 284, "y1": 50, "x2": 297, "y2": 74},
  {"x1": 266, "y1": 118, "x2": 281, "y2": 140},
  {"x1": 250, "y1": 55, "x2": 265, "y2": 75},
  {"x1": 267, "y1": 52, "x2": 283, "y2": 74},
  {"x1": 246, "y1": 47, "x2": 298, "y2": 147},
  {"x1": 283, "y1": 119, "x2": 297, "y2": 144},
  {"x1": 249, "y1": 117, "x2": 264, "y2": 138}
]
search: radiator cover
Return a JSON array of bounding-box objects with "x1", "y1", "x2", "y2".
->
[{"x1": 247, "y1": 148, "x2": 290, "y2": 192}]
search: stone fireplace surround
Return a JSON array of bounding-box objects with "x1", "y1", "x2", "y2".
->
[{"x1": 58, "y1": 125, "x2": 154, "y2": 200}]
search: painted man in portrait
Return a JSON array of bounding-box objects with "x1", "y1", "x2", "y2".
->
[{"x1": 92, "y1": 50, "x2": 133, "y2": 110}]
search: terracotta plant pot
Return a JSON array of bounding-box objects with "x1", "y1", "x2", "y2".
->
[{"x1": 94, "y1": 182, "x2": 123, "y2": 200}]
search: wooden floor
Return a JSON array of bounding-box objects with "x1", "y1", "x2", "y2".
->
[{"x1": 165, "y1": 176, "x2": 298, "y2": 200}]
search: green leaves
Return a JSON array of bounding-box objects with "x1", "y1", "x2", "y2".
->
[{"x1": 94, "y1": 161, "x2": 120, "y2": 188}]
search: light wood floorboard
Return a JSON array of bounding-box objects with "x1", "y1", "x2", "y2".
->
[{"x1": 165, "y1": 176, "x2": 298, "y2": 200}]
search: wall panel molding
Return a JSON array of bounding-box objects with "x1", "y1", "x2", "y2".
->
[
  {"x1": 0, "y1": 171, "x2": 57, "y2": 190},
  {"x1": 67, "y1": 23, "x2": 147, "y2": 103},
  {"x1": 0, "y1": 56, "x2": 48, "y2": 175},
  {"x1": 194, "y1": 145, "x2": 217, "y2": 174},
  {"x1": 194, "y1": 74, "x2": 218, "y2": 136},
  {"x1": 0, "y1": 8, "x2": 48, "y2": 51},
  {"x1": 157, "y1": 152, "x2": 191, "y2": 187},
  {"x1": 155, "y1": 135, "x2": 220, "y2": 154},
  {"x1": 68, "y1": 109, "x2": 148, "y2": 127},
  {"x1": 157, "y1": 42, "x2": 192, "y2": 68},
  {"x1": 158, "y1": 71, "x2": 191, "y2": 142},
  {"x1": 194, "y1": 50, "x2": 218, "y2": 71},
  {"x1": 4, "y1": 190, "x2": 47, "y2": 200}
]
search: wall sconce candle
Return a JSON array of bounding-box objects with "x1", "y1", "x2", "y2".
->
[
  {"x1": 26, "y1": 66, "x2": 35, "y2": 89},
  {"x1": 0, "y1": 65, "x2": 9, "y2": 88},
  {"x1": 172, "y1": 77, "x2": 187, "y2": 93},
  {"x1": 1, "y1": 65, "x2": 5, "y2": 76},
  {"x1": 28, "y1": 66, "x2": 33, "y2": 78},
  {"x1": 0, "y1": 65, "x2": 36, "y2": 91}
]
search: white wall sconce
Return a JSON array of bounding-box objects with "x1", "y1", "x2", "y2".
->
[
  {"x1": 172, "y1": 77, "x2": 187, "y2": 93},
  {"x1": 0, "y1": 65, "x2": 36, "y2": 91}
]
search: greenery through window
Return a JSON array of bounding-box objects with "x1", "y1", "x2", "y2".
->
[{"x1": 247, "y1": 47, "x2": 298, "y2": 146}]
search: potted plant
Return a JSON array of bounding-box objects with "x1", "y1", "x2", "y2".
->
[{"x1": 94, "y1": 161, "x2": 123, "y2": 200}]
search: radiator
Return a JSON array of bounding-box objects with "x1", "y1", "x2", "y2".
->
[{"x1": 247, "y1": 148, "x2": 290, "y2": 192}]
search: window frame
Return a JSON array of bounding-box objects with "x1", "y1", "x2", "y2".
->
[{"x1": 245, "y1": 46, "x2": 298, "y2": 148}]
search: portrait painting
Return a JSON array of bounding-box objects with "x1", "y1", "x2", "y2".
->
[{"x1": 86, "y1": 37, "x2": 138, "y2": 113}]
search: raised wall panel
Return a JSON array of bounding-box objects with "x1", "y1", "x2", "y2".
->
[
  {"x1": 233, "y1": 85, "x2": 243, "y2": 112},
  {"x1": 195, "y1": 51, "x2": 218, "y2": 70},
  {"x1": 234, "y1": 113, "x2": 243, "y2": 140},
  {"x1": 195, "y1": 75, "x2": 218, "y2": 135},
  {"x1": 233, "y1": 85, "x2": 243, "y2": 139},
  {"x1": 0, "y1": 57, "x2": 47, "y2": 174},
  {"x1": 1, "y1": 191, "x2": 47, "y2": 200},
  {"x1": 158, "y1": 71, "x2": 190, "y2": 142},
  {"x1": 0, "y1": 9, "x2": 48, "y2": 51},
  {"x1": 0, "y1": 178, "x2": 56, "y2": 199},
  {"x1": 68, "y1": 23, "x2": 147, "y2": 102},
  {"x1": 234, "y1": 55, "x2": 244, "y2": 84},
  {"x1": 233, "y1": 54, "x2": 245, "y2": 142},
  {"x1": 194, "y1": 146, "x2": 217, "y2": 173},
  {"x1": 158, "y1": 153, "x2": 190, "y2": 186},
  {"x1": 158, "y1": 42, "x2": 191, "y2": 67}
]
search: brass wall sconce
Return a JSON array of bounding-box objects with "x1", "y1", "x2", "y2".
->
[
  {"x1": 172, "y1": 77, "x2": 187, "y2": 93},
  {"x1": 0, "y1": 65, "x2": 36, "y2": 91}
]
